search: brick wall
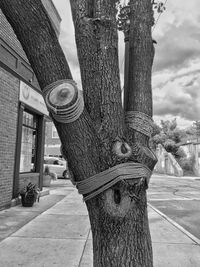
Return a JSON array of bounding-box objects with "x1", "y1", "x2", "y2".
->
[
  {"x1": 0, "y1": 10, "x2": 28, "y2": 62},
  {"x1": 0, "y1": 67, "x2": 19, "y2": 209},
  {"x1": 0, "y1": 1, "x2": 61, "y2": 61}
]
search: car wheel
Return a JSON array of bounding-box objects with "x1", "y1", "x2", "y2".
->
[{"x1": 62, "y1": 170, "x2": 69, "y2": 179}]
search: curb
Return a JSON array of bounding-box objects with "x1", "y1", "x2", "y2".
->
[
  {"x1": 40, "y1": 187, "x2": 50, "y2": 197},
  {"x1": 148, "y1": 203, "x2": 200, "y2": 246}
]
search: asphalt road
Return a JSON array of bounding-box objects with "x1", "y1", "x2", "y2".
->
[{"x1": 148, "y1": 174, "x2": 200, "y2": 240}]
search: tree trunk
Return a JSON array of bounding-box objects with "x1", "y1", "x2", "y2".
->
[{"x1": 0, "y1": 0, "x2": 157, "y2": 266}]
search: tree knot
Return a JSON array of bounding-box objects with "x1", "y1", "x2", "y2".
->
[{"x1": 113, "y1": 140, "x2": 132, "y2": 158}]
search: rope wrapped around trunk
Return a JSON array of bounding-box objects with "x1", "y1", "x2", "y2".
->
[
  {"x1": 43, "y1": 79, "x2": 84, "y2": 123},
  {"x1": 76, "y1": 162, "x2": 152, "y2": 201},
  {"x1": 125, "y1": 111, "x2": 154, "y2": 137}
]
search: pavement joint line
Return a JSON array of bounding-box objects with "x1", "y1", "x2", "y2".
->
[
  {"x1": 0, "y1": 211, "x2": 41, "y2": 214},
  {"x1": 173, "y1": 190, "x2": 193, "y2": 199},
  {"x1": 78, "y1": 229, "x2": 91, "y2": 267},
  {"x1": 9, "y1": 236, "x2": 90, "y2": 240},
  {"x1": 148, "y1": 203, "x2": 200, "y2": 246},
  {"x1": 149, "y1": 198, "x2": 200, "y2": 201},
  {"x1": 36, "y1": 215, "x2": 89, "y2": 219},
  {"x1": 152, "y1": 241, "x2": 199, "y2": 245},
  {"x1": 148, "y1": 193, "x2": 199, "y2": 195},
  {"x1": 0, "y1": 195, "x2": 67, "y2": 244},
  {"x1": 149, "y1": 198, "x2": 187, "y2": 201},
  {"x1": 44, "y1": 213, "x2": 88, "y2": 217}
]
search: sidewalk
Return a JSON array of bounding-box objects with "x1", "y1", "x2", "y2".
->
[{"x1": 0, "y1": 180, "x2": 200, "y2": 267}]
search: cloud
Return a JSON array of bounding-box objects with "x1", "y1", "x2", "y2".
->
[
  {"x1": 59, "y1": 28, "x2": 80, "y2": 69},
  {"x1": 53, "y1": 0, "x2": 200, "y2": 128},
  {"x1": 153, "y1": 68, "x2": 200, "y2": 90},
  {"x1": 52, "y1": 0, "x2": 82, "y2": 87},
  {"x1": 153, "y1": 71, "x2": 200, "y2": 122},
  {"x1": 153, "y1": 21, "x2": 200, "y2": 73},
  {"x1": 151, "y1": 0, "x2": 200, "y2": 127}
]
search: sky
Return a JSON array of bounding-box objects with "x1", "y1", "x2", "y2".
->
[{"x1": 52, "y1": 0, "x2": 200, "y2": 129}]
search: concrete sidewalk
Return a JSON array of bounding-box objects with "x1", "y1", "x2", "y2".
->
[{"x1": 0, "y1": 180, "x2": 200, "y2": 267}]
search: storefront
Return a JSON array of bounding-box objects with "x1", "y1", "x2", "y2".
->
[
  {"x1": 0, "y1": 0, "x2": 61, "y2": 209},
  {"x1": 12, "y1": 81, "x2": 49, "y2": 198}
]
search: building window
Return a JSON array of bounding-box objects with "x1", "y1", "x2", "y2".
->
[
  {"x1": 20, "y1": 111, "x2": 38, "y2": 173},
  {"x1": 52, "y1": 125, "x2": 59, "y2": 139}
]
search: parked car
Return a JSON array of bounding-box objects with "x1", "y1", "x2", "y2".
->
[{"x1": 44, "y1": 156, "x2": 69, "y2": 179}]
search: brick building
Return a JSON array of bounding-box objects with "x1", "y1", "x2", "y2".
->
[{"x1": 0, "y1": 0, "x2": 61, "y2": 210}]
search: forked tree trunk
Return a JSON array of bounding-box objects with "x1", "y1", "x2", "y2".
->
[{"x1": 0, "y1": 0, "x2": 157, "y2": 266}]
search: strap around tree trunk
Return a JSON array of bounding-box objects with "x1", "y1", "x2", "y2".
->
[
  {"x1": 76, "y1": 162, "x2": 152, "y2": 201},
  {"x1": 125, "y1": 111, "x2": 154, "y2": 137}
]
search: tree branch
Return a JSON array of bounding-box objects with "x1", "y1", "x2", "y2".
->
[
  {"x1": 70, "y1": 0, "x2": 124, "y2": 144},
  {"x1": 0, "y1": 0, "x2": 103, "y2": 181},
  {"x1": 123, "y1": 0, "x2": 157, "y2": 168},
  {"x1": 126, "y1": 0, "x2": 154, "y2": 117}
]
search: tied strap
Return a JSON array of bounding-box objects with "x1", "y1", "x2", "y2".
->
[
  {"x1": 125, "y1": 111, "x2": 154, "y2": 137},
  {"x1": 76, "y1": 162, "x2": 152, "y2": 201}
]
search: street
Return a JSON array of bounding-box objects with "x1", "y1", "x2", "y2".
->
[{"x1": 148, "y1": 174, "x2": 200, "y2": 240}]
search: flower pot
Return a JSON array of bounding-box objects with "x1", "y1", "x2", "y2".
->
[
  {"x1": 43, "y1": 174, "x2": 51, "y2": 187},
  {"x1": 21, "y1": 193, "x2": 35, "y2": 207}
]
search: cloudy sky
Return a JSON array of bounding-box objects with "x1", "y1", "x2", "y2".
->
[{"x1": 53, "y1": 0, "x2": 200, "y2": 129}]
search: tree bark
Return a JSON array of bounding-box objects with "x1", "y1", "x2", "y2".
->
[
  {"x1": 70, "y1": 0, "x2": 124, "y2": 146},
  {"x1": 0, "y1": 0, "x2": 103, "y2": 179},
  {"x1": 0, "y1": 0, "x2": 157, "y2": 266}
]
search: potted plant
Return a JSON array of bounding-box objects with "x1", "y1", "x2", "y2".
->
[
  {"x1": 43, "y1": 165, "x2": 52, "y2": 187},
  {"x1": 19, "y1": 182, "x2": 40, "y2": 207}
]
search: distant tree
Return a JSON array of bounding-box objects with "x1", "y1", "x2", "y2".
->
[
  {"x1": 151, "y1": 122, "x2": 161, "y2": 137},
  {"x1": 161, "y1": 118, "x2": 177, "y2": 132},
  {"x1": 151, "y1": 118, "x2": 186, "y2": 157},
  {"x1": 152, "y1": 119, "x2": 198, "y2": 176},
  {"x1": 193, "y1": 120, "x2": 200, "y2": 142}
]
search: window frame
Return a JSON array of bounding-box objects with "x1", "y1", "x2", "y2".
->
[
  {"x1": 19, "y1": 110, "x2": 38, "y2": 173},
  {"x1": 52, "y1": 125, "x2": 59, "y2": 139}
]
